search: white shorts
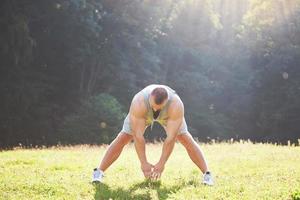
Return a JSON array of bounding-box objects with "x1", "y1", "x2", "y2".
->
[{"x1": 120, "y1": 114, "x2": 189, "y2": 135}]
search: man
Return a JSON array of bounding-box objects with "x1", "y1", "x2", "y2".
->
[{"x1": 92, "y1": 84, "x2": 213, "y2": 185}]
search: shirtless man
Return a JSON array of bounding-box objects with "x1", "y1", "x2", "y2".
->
[{"x1": 92, "y1": 84, "x2": 213, "y2": 185}]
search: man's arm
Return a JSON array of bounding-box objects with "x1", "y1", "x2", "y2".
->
[
  {"x1": 153, "y1": 97, "x2": 184, "y2": 179},
  {"x1": 129, "y1": 94, "x2": 153, "y2": 178}
]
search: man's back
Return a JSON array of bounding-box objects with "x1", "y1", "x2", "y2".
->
[{"x1": 132, "y1": 84, "x2": 179, "y2": 128}]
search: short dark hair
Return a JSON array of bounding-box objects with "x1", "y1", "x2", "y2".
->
[{"x1": 151, "y1": 87, "x2": 168, "y2": 105}]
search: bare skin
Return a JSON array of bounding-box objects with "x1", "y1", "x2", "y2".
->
[
  {"x1": 98, "y1": 85, "x2": 209, "y2": 179},
  {"x1": 99, "y1": 133, "x2": 132, "y2": 172},
  {"x1": 176, "y1": 133, "x2": 208, "y2": 173}
]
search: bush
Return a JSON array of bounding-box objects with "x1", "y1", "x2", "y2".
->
[{"x1": 59, "y1": 93, "x2": 125, "y2": 144}]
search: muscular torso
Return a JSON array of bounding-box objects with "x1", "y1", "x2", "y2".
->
[{"x1": 130, "y1": 84, "x2": 183, "y2": 129}]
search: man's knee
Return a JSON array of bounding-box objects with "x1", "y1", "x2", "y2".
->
[
  {"x1": 115, "y1": 132, "x2": 133, "y2": 146},
  {"x1": 177, "y1": 132, "x2": 193, "y2": 146},
  {"x1": 177, "y1": 133, "x2": 188, "y2": 144}
]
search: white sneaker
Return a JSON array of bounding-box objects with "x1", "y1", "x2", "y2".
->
[
  {"x1": 203, "y1": 171, "x2": 214, "y2": 186},
  {"x1": 92, "y1": 168, "x2": 104, "y2": 183}
]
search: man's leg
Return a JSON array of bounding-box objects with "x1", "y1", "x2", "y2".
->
[
  {"x1": 177, "y1": 132, "x2": 209, "y2": 173},
  {"x1": 99, "y1": 132, "x2": 133, "y2": 171}
]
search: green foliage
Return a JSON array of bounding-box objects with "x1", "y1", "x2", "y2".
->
[
  {"x1": 59, "y1": 93, "x2": 125, "y2": 144},
  {"x1": 292, "y1": 190, "x2": 300, "y2": 200},
  {"x1": 190, "y1": 112, "x2": 234, "y2": 139},
  {"x1": 1, "y1": 0, "x2": 300, "y2": 146}
]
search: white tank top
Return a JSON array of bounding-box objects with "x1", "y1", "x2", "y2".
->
[{"x1": 141, "y1": 84, "x2": 177, "y2": 129}]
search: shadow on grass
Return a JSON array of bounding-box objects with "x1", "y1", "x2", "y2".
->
[{"x1": 93, "y1": 179, "x2": 197, "y2": 200}]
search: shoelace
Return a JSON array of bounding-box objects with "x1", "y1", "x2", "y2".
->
[
  {"x1": 204, "y1": 174, "x2": 211, "y2": 181},
  {"x1": 93, "y1": 170, "x2": 103, "y2": 179}
]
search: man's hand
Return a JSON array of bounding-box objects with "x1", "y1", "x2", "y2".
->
[
  {"x1": 151, "y1": 162, "x2": 165, "y2": 180},
  {"x1": 141, "y1": 162, "x2": 154, "y2": 178}
]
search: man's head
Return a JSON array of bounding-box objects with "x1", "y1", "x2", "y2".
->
[{"x1": 149, "y1": 87, "x2": 168, "y2": 111}]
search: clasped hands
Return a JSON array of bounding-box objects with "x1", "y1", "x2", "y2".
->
[{"x1": 141, "y1": 161, "x2": 164, "y2": 180}]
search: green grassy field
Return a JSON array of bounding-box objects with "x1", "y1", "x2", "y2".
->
[{"x1": 1, "y1": 142, "x2": 300, "y2": 200}]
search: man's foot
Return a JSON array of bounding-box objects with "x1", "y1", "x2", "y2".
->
[
  {"x1": 203, "y1": 171, "x2": 214, "y2": 186},
  {"x1": 92, "y1": 168, "x2": 104, "y2": 183}
]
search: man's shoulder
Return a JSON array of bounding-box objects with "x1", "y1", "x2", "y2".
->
[
  {"x1": 168, "y1": 95, "x2": 184, "y2": 115},
  {"x1": 130, "y1": 92, "x2": 147, "y2": 116},
  {"x1": 171, "y1": 94, "x2": 183, "y2": 106}
]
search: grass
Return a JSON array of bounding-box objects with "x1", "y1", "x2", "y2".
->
[{"x1": 1, "y1": 141, "x2": 300, "y2": 200}]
